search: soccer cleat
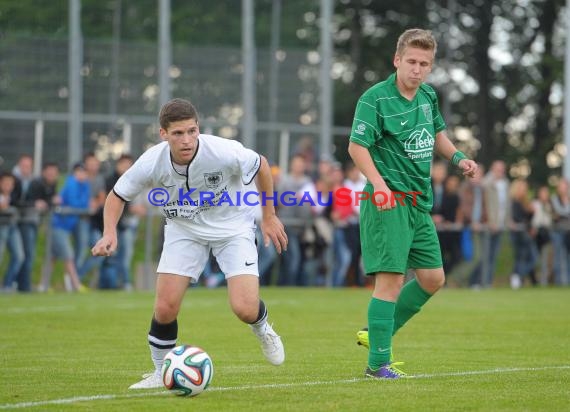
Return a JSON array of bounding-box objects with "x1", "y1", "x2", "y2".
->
[
  {"x1": 251, "y1": 323, "x2": 285, "y2": 366},
  {"x1": 128, "y1": 371, "x2": 163, "y2": 389},
  {"x1": 365, "y1": 362, "x2": 407, "y2": 379},
  {"x1": 356, "y1": 327, "x2": 369, "y2": 349},
  {"x1": 357, "y1": 327, "x2": 395, "y2": 361}
]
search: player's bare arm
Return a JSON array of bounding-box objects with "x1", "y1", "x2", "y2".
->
[
  {"x1": 348, "y1": 141, "x2": 394, "y2": 211},
  {"x1": 255, "y1": 155, "x2": 288, "y2": 253},
  {"x1": 91, "y1": 191, "x2": 125, "y2": 256},
  {"x1": 434, "y1": 131, "x2": 478, "y2": 178}
]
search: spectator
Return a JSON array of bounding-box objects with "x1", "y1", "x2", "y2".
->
[
  {"x1": 8, "y1": 155, "x2": 35, "y2": 291},
  {"x1": 330, "y1": 163, "x2": 352, "y2": 287},
  {"x1": 531, "y1": 185, "x2": 553, "y2": 286},
  {"x1": 508, "y1": 178, "x2": 538, "y2": 289},
  {"x1": 99, "y1": 154, "x2": 145, "y2": 290},
  {"x1": 39, "y1": 163, "x2": 90, "y2": 292},
  {"x1": 343, "y1": 161, "x2": 366, "y2": 287},
  {"x1": 439, "y1": 175, "x2": 463, "y2": 277},
  {"x1": 276, "y1": 154, "x2": 314, "y2": 286},
  {"x1": 550, "y1": 177, "x2": 570, "y2": 285},
  {"x1": 482, "y1": 160, "x2": 510, "y2": 287},
  {"x1": 76, "y1": 153, "x2": 107, "y2": 271},
  {"x1": 458, "y1": 164, "x2": 487, "y2": 288},
  {"x1": 13, "y1": 162, "x2": 60, "y2": 292},
  {"x1": 430, "y1": 161, "x2": 448, "y2": 225},
  {"x1": 0, "y1": 172, "x2": 24, "y2": 292}
]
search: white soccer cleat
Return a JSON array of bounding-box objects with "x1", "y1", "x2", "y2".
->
[
  {"x1": 128, "y1": 371, "x2": 163, "y2": 389},
  {"x1": 252, "y1": 323, "x2": 285, "y2": 366}
]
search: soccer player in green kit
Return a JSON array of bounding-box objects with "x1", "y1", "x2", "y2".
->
[{"x1": 348, "y1": 28, "x2": 478, "y2": 379}]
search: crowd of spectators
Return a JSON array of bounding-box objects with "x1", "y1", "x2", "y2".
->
[
  {"x1": 0, "y1": 153, "x2": 146, "y2": 293},
  {"x1": 1, "y1": 151, "x2": 570, "y2": 292}
]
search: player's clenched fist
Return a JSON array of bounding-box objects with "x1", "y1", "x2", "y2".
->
[{"x1": 91, "y1": 234, "x2": 117, "y2": 256}]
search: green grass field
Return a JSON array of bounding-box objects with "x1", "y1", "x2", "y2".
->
[{"x1": 1, "y1": 287, "x2": 569, "y2": 411}]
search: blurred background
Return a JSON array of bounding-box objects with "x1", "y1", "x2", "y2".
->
[
  {"x1": 0, "y1": 0, "x2": 567, "y2": 183},
  {"x1": 0, "y1": 0, "x2": 569, "y2": 291}
]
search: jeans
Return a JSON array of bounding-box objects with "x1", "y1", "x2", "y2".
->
[
  {"x1": 510, "y1": 230, "x2": 538, "y2": 279},
  {"x1": 481, "y1": 231, "x2": 503, "y2": 287},
  {"x1": 2, "y1": 224, "x2": 24, "y2": 289},
  {"x1": 119, "y1": 225, "x2": 138, "y2": 285},
  {"x1": 550, "y1": 230, "x2": 570, "y2": 285},
  {"x1": 78, "y1": 228, "x2": 104, "y2": 280},
  {"x1": 277, "y1": 228, "x2": 302, "y2": 286},
  {"x1": 256, "y1": 227, "x2": 277, "y2": 286},
  {"x1": 14, "y1": 223, "x2": 38, "y2": 292},
  {"x1": 331, "y1": 227, "x2": 352, "y2": 287},
  {"x1": 73, "y1": 218, "x2": 90, "y2": 270}
]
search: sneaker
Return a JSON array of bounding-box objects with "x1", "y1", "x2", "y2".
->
[
  {"x1": 510, "y1": 273, "x2": 522, "y2": 290},
  {"x1": 63, "y1": 274, "x2": 73, "y2": 292},
  {"x1": 365, "y1": 362, "x2": 407, "y2": 379},
  {"x1": 356, "y1": 327, "x2": 369, "y2": 349},
  {"x1": 123, "y1": 283, "x2": 133, "y2": 292},
  {"x1": 251, "y1": 323, "x2": 285, "y2": 366},
  {"x1": 129, "y1": 371, "x2": 163, "y2": 389}
]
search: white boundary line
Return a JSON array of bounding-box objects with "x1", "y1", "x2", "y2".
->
[{"x1": 2, "y1": 365, "x2": 569, "y2": 409}]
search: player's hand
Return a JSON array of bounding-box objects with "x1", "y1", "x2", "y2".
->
[
  {"x1": 91, "y1": 233, "x2": 118, "y2": 256},
  {"x1": 373, "y1": 183, "x2": 394, "y2": 212},
  {"x1": 459, "y1": 159, "x2": 478, "y2": 178},
  {"x1": 260, "y1": 214, "x2": 288, "y2": 254}
]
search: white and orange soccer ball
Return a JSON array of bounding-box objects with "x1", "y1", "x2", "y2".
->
[{"x1": 161, "y1": 345, "x2": 214, "y2": 397}]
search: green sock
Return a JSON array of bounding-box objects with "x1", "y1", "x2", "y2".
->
[
  {"x1": 393, "y1": 278, "x2": 432, "y2": 336},
  {"x1": 367, "y1": 298, "x2": 395, "y2": 370}
]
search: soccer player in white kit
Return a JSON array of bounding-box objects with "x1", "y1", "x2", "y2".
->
[{"x1": 92, "y1": 98, "x2": 288, "y2": 389}]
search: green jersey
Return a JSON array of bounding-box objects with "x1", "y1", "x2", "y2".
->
[{"x1": 349, "y1": 72, "x2": 446, "y2": 212}]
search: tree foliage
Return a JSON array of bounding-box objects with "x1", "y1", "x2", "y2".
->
[{"x1": 0, "y1": 0, "x2": 566, "y2": 182}]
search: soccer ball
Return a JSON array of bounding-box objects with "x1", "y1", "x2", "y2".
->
[{"x1": 161, "y1": 345, "x2": 214, "y2": 397}]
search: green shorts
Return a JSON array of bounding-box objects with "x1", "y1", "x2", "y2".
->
[{"x1": 360, "y1": 187, "x2": 442, "y2": 275}]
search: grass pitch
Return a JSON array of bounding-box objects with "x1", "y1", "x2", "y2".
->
[{"x1": 1, "y1": 287, "x2": 569, "y2": 411}]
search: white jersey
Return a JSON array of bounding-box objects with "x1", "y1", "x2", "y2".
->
[{"x1": 114, "y1": 134, "x2": 261, "y2": 240}]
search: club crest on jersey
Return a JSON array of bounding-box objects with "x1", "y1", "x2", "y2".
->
[
  {"x1": 204, "y1": 171, "x2": 223, "y2": 188},
  {"x1": 355, "y1": 123, "x2": 366, "y2": 135},
  {"x1": 421, "y1": 104, "x2": 433, "y2": 123}
]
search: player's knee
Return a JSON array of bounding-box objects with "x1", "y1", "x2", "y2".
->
[
  {"x1": 422, "y1": 272, "x2": 446, "y2": 293},
  {"x1": 154, "y1": 300, "x2": 180, "y2": 323},
  {"x1": 231, "y1": 300, "x2": 258, "y2": 323}
]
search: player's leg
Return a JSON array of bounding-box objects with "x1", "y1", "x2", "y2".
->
[
  {"x1": 130, "y1": 226, "x2": 208, "y2": 389},
  {"x1": 393, "y1": 208, "x2": 445, "y2": 334},
  {"x1": 226, "y1": 275, "x2": 284, "y2": 365},
  {"x1": 129, "y1": 273, "x2": 191, "y2": 389},
  {"x1": 215, "y1": 233, "x2": 284, "y2": 366},
  {"x1": 364, "y1": 272, "x2": 405, "y2": 378},
  {"x1": 359, "y1": 191, "x2": 410, "y2": 378}
]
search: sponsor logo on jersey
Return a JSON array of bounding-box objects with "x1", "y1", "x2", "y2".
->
[
  {"x1": 403, "y1": 128, "x2": 434, "y2": 161},
  {"x1": 204, "y1": 172, "x2": 223, "y2": 188}
]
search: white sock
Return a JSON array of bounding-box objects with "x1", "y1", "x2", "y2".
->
[
  {"x1": 251, "y1": 318, "x2": 269, "y2": 335},
  {"x1": 149, "y1": 345, "x2": 171, "y2": 374}
]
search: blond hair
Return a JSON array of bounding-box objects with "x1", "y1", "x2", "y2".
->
[{"x1": 396, "y1": 28, "x2": 437, "y2": 57}]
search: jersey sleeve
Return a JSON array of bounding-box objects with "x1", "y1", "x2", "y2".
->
[
  {"x1": 113, "y1": 155, "x2": 153, "y2": 202},
  {"x1": 349, "y1": 93, "x2": 382, "y2": 148},
  {"x1": 229, "y1": 140, "x2": 261, "y2": 185}
]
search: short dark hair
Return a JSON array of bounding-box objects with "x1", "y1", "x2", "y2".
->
[
  {"x1": 159, "y1": 98, "x2": 199, "y2": 130},
  {"x1": 42, "y1": 162, "x2": 59, "y2": 171},
  {"x1": 117, "y1": 154, "x2": 133, "y2": 162}
]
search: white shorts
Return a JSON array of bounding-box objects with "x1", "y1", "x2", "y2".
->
[{"x1": 156, "y1": 223, "x2": 259, "y2": 282}]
